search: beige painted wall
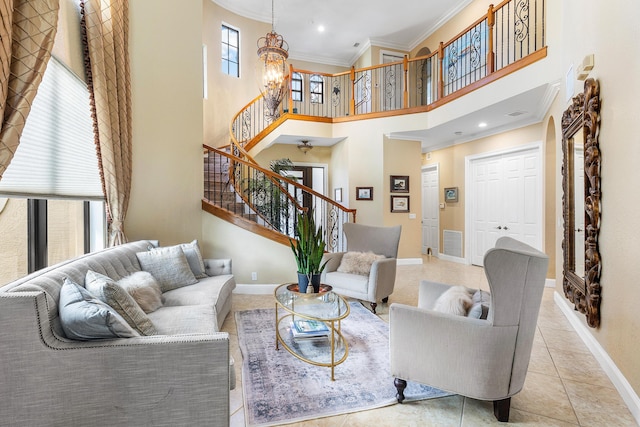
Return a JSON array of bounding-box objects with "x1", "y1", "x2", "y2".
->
[
  {"x1": 552, "y1": 0, "x2": 640, "y2": 398},
  {"x1": 0, "y1": 199, "x2": 27, "y2": 285},
  {"x1": 383, "y1": 137, "x2": 423, "y2": 258},
  {"x1": 127, "y1": 0, "x2": 204, "y2": 246}
]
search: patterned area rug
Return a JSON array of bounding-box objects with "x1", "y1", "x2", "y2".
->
[{"x1": 236, "y1": 301, "x2": 452, "y2": 426}]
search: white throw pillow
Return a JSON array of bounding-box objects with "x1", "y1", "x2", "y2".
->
[
  {"x1": 117, "y1": 271, "x2": 163, "y2": 313},
  {"x1": 136, "y1": 245, "x2": 198, "y2": 292},
  {"x1": 59, "y1": 277, "x2": 138, "y2": 340},
  {"x1": 433, "y1": 285, "x2": 473, "y2": 316},
  {"x1": 337, "y1": 251, "x2": 386, "y2": 276}
]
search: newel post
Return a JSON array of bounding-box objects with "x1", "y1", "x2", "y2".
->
[
  {"x1": 349, "y1": 66, "x2": 356, "y2": 116},
  {"x1": 437, "y1": 42, "x2": 444, "y2": 100},
  {"x1": 288, "y1": 63, "x2": 294, "y2": 113},
  {"x1": 403, "y1": 55, "x2": 409, "y2": 109},
  {"x1": 487, "y1": 4, "x2": 495, "y2": 74}
]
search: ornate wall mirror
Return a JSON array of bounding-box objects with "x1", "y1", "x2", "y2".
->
[{"x1": 561, "y1": 78, "x2": 601, "y2": 328}]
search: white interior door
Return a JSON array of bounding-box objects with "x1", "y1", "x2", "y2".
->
[
  {"x1": 468, "y1": 145, "x2": 542, "y2": 266},
  {"x1": 421, "y1": 166, "x2": 439, "y2": 255}
]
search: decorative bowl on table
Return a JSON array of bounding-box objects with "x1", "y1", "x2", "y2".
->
[{"x1": 286, "y1": 283, "x2": 333, "y2": 296}]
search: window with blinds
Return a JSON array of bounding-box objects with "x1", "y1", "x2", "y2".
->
[{"x1": 0, "y1": 55, "x2": 103, "y2": 200}]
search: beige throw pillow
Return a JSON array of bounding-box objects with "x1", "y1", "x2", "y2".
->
[
  {"x1": 85, "y1": 270, "x2": 157, "y2": 336},
  {"x1": 117, "y1": 271, "x2": 163, "y2": 313},
  {"x1": 337, "y1": 251, "x2": 386, "y2": 276}
]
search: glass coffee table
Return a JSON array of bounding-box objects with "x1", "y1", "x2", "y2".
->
[{"x1": 274, "y1": 283, "x2": 350, "y2": 380}]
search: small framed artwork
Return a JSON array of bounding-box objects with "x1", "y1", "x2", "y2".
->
[
  {"x1": 444, "y1": 187, "x2": 458, "y2": 203},
  {"x1": 390, "y1": 175, "x2": 409, "y2": 193},
  {"x1": 334, "y1": 188, "x2": 343, "y2": 202},
  {"x1": 391, "y1": 195, "x2": 410, "y2": 212},
  {"x1": 356, "y1": 186, "x2": 373, "y2": 200}
]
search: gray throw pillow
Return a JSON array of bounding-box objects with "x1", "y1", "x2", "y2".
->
[
  {"x1": 136, "y1": 245, "x2": 198, "y2": 292},
  {"x1": 85, "y1": 270, "x2": 157, "y2": 336},
  {"x1": 468, "y1": 289, "x2": 491, "y2": 319},
  {"x1": 178, "y1": 240, "x2": 208, "y2": 279},
  {"x1": 59, "y1": 277, "x2": 138, "y2": 340}
]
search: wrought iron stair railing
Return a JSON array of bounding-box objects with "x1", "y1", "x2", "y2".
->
[{"x1": 203, "y1": 145, "x2": 356, "y2": 252}]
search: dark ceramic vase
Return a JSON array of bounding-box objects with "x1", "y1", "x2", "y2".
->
[{"x1": 297, "y1": 273, "x2": 321, "y2": 293}]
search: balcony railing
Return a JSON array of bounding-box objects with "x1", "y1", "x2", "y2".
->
[{"x1": 229, "y1": 0, "x2": 546, "y2": 154}]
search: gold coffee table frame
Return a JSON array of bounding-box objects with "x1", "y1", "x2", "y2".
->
[{"x1": 274, "y1": 283, "x2": 350, "y2": 381}]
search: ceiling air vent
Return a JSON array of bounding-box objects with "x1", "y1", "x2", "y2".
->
[{"x1": 506, "y1": 110, "x2": 527, "y2": 117}]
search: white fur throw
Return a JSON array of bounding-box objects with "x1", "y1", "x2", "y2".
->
[
  {"x1": 117, "y1": 271, "x2": 163, "y2": 313},
  {"x1": 433, "y1": 285, "x2": 473, "y2": 316},
  {"x1": 337, "y1": 251, "x2": 386, "y2": 276}
]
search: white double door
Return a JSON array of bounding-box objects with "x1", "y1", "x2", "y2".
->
[{"x1": 467, "y1": 144, "x2": 543, "y2": 266}]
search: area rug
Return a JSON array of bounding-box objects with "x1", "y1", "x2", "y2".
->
[{"x1": 236, "y1": 301, "x2": 452, "y2": 426}]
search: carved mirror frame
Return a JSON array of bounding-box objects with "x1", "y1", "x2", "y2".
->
[{"x1": 561, "y1": 78, "x2": 601, "y2": 328}]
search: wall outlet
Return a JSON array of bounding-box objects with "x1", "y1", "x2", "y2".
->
[
  {"x1": 251, "y1": 272, "x2": 257, "y2": 281},
  {"x1": 409, "y1": 213, "x2": 416, "y2": 219}
]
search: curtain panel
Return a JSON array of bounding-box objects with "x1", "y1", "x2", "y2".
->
[
  {"x1": 0, "y1": 0, "x2": 60, "y2": 180},
  {"x1": 80, "y1": 0, "x2": 131, "y2": 246}
]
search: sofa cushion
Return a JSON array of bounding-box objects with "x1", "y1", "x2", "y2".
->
[
  {"x1": 337, "y1": 251, "x2": 385, "y2": 276},
  {"x1": 117, "y1": 271, "x2": 163, "y2": 313},
  {"x1": 323, "y1": 271, "x2": 369, "y2": 295},
  {"x1": 85, "y1": 270, "x2": 157, "y2": 336},
  {"x1": 136, "y1": 245, "x2": 198, "y2": 292},
  {"x1": 147, "y1": 304, "x2": 218, "y2": 335},
  {"x1": 59, "y1": 277, "x2": 139, "y2": 340}
]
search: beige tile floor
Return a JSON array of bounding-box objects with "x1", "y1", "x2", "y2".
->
[{"x1": 221, "y1": 256, "x2": 637, "y2": 426}]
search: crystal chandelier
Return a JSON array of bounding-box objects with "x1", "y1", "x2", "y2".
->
[{"x1": 257, "y1": 0, "x2": 289, "y2": 121}]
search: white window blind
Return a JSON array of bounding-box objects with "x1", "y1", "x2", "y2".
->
[{"x1": 0, "y1": 56, "x2": 103, "y2": 200}]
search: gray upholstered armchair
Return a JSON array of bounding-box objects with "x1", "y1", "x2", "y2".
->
[
  {"x1": 389, "y1": 237, "x2": 548, "y2": 422},
  {"x1": 321, "y1": 223, "x2": 401, "y2": 313}
]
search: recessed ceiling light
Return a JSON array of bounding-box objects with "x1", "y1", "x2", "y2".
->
[
  {"x1": 318, "y1": 25, "x2": 325, "y2": 32},
  {"x1": 454, "y1": 131, "x2": 463, "y2": 135},
  {"x1": 478, "y1": 122, "x2": 487, "y2": 128}
]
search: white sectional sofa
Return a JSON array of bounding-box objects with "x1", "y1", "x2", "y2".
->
[{"x1": 0, "y1": 240, "x2": 236, "y2": 427}]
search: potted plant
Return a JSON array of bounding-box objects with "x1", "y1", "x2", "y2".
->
[{"x1": 290, "y1": 209, "x2": 328, "y2": 293}]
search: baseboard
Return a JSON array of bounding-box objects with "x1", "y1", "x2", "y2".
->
[
  {"x1": 234, "y1": 283, "x2": 278, "y2": 295},
  {"x1": 545, "y1": 278, "x2": 556, "y2": 288},
  {"x1": 438, "y1": 253, "x2": 467, "y2": 264},
  {"x1": 554, "y1": 292, "x2": 640, "y2": 425},
  {"x1": 397, "y1": 258, "x2": 423, "y2": 265}
]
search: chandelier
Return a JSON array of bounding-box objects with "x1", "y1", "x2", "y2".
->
[
  {"x1": 257, "y1": 0, "x2": 289, "y2": 121},
  {"x1": 297, "y1": 139, "x2": 313, "y2": 154}
]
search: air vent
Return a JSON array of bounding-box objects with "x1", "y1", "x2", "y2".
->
[
  {"x1": 506, "y1": 110, "x2": 527, "y2": 117},
  {"x1": 353, "y1": 42, "x2": 360, "y2": 47}
]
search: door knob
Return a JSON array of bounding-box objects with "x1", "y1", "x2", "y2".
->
[
  {"x1": 503, "y1": 226, "x2": 509, "y2": 230},
  {"x1": 496, "y1": 226, "x2": 502, "y2": 230}
]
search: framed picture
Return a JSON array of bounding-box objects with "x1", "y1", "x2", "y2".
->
[
  {"x1": 391, "y1": 195, "x2": 410, "y2": 212},
  {"x1": 334, "y1": 188, "x2": 343, "y2": 202},
  {"x1": 356, "y1": 186, "x2": 373, "y2": 200},
  {"x1": 444, "y1": 187, "x2": 458, "y2": 203},
  {"x1": 390, "y1": 175, "x2": 409, "y2": 193}
]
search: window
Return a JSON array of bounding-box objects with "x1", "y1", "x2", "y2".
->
[
  {"x1": 291, "y1": 72, "x2": 303, "y2": 102},
  {"x1": 221, "y1": 24, "x2": 239, "y2": 77},
  {"x1": 310, "y1": 74, "x2": 324, "y2": 104}
]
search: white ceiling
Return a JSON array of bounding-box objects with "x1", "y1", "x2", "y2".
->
[
  {"x1": 212, "y1": 0, "x2": 473, "y2": 67},
  {"x1": 213, "y1": 0, "x2": 557, "y2": 151}
]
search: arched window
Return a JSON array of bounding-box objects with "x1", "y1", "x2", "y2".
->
[
  {"x1": 291, "y1": 72, "x2": 303, "y2": 102},
  {"x1": 310, "y1": 74, "x2": 324, "y2": 104}
]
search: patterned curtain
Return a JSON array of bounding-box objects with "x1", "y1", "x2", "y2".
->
[
  {"x1": 0, "y1": 0, "x2": 60, "y2": 180},
  {"x1": 81, "y1": 0, "x2": 131, "y2": 246}
]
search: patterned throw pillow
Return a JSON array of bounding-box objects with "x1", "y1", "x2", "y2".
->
[
  {"x1": 135, "y1": 245, "x2": 198, "y2": 292},
  {"x1": 85, "y1": 270, "x2": 157, "y2": 336},
  {"x1": 337, "y1": 251, "x2": 386, "y2": 276},
  {"x1": 59, "y1": 277, "x2": 138, "y2": 340}
]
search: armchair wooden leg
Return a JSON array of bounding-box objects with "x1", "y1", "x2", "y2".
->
[
  {"x1": 370, "y1": 302, "x2": 377, "y2": 313},
  {"x1": 382, "y1": 296, "x2": 389, "y2": 303},
  {"x1": 493, "y1": 397, "x2": 511, "y2": 422},
  {"x1": 394, "y1": 378, "x2": 407, "y2": 403}
]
